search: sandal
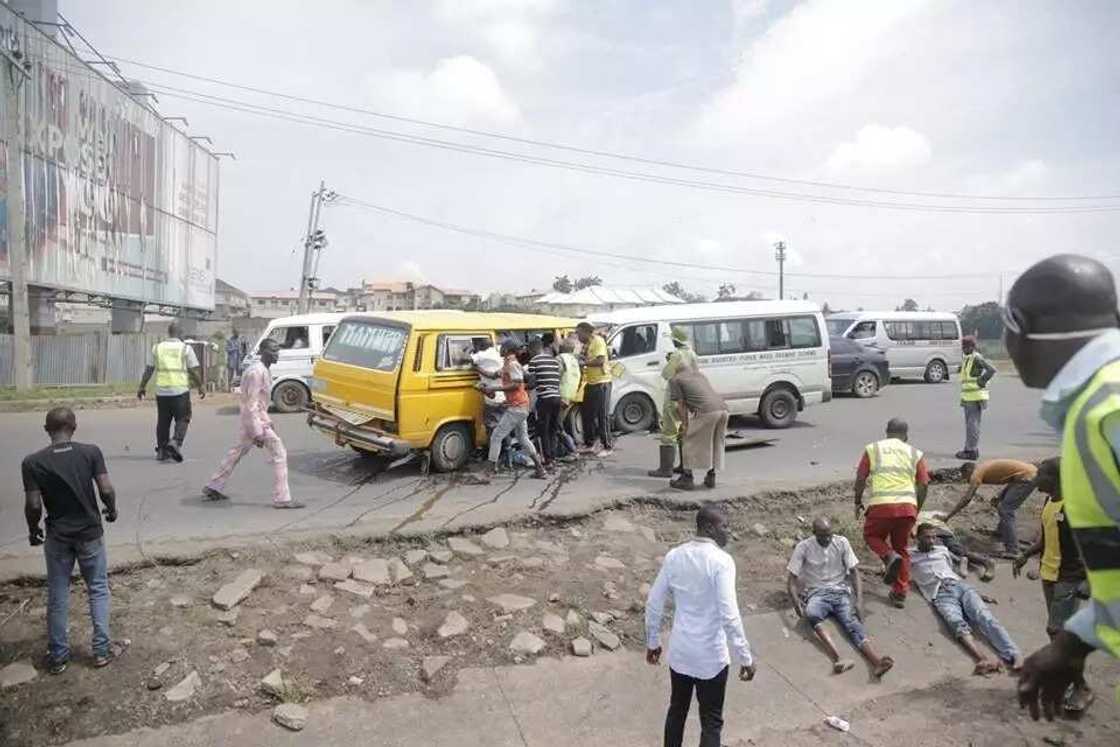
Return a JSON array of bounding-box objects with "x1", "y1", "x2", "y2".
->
[
  {"x1": 972, "y1": 660, "x2": 1002, "y2": 677},
  {"x1": 832, "y1": 659, "x2": 855, "y2": 675},
  {"x1": 873, "y1": 656, "x2": 894, "y2": 679}
]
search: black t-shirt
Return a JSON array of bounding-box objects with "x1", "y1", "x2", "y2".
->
[{"x1": 21, "y1": 442, "x2": 107, "y2": 542}]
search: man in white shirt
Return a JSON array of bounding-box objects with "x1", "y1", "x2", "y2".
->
[
  {"x1": 912, "y1": 522, "x2": 1021, "y2": 675},
  {"x1": 787, "y1": 518, "x2": 894, "y2": 677},
  {"x1": 645, "y1": 505, "x2": 755, "y2": 747}
]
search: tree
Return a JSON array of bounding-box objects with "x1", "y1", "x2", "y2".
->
[
  {"x1": 802, "y1": 292, "x2": 809, "y2": 301},
  {"x1": 662, "y1": 281, "x2": 706, "y2": 304},
  {"x1": 821, "y1": 301, "x2": 833, "y2": 315},
  {"x1": 552, "y1": 275, "x2": 573, "y2": 293},
  {"x1": 573, "y1": 275, "x2": 602, "y2": 290},
  {"x1": 717, "y1": 283, "x2": 736, "y2": 300},
  {"x1": 958, "y1": 301, "x2": 1002, "y2": 339},
  {"x1": 897, "y1": 298, "x2": 920, "y2": 312}
]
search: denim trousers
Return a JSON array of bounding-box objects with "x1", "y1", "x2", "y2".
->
[
  {"x1": 45, "y1": 535, "x2": 111, "y2": 662},
  {"x1": 803, "y1": 588, "x2": 868, "y2": 648},
  {"x1": 996, "y1": 480, "x2": 1037, "y2": 553},
  {"x1": 933, "y1": 579, "x2": 1019, "y2": 664}
]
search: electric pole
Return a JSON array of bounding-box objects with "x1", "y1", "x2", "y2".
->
[
  {"x1": 297, "y1": 181, "x2": 334, "y2": 315},
  {"x1": 774, "y1": 241, "x2": 787, "y2": 300},
  {"x1": 4, "y1": 35, "x2": 31, "y2": 390}
]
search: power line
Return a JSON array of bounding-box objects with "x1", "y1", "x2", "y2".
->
[
  {"x1": 140, "y1": 84, "x2": 1120, "y2": 215},
  {"x1": 330, "y1": 192, "x2": 1009, "y2": 281},
  {"x1": 109, "y1": 55, "x2": 1120, "y2": 203}
]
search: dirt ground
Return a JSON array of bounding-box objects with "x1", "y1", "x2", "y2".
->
[{"x1": 0, "y1": 475, "x2": 1106, "y2": 746}]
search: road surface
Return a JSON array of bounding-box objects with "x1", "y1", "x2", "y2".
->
[{"x1": 0, "y1": 376, "x2": 1053, "y2": 578}]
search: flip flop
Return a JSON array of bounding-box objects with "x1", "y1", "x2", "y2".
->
[
  {"x1": 972, "y1": 661, "x2": 1002, "y2": 677},
  {"x1": 202, "y1": 487, "x2": 230, "y2": 501},
  {"x1": 832, "y1": 659, "x2": 855, "y2": 675},
  {"x1": 873, "y1": 656, "x2": 894, "y2": 679}
]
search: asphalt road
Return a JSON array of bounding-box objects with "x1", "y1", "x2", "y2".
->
[{"x1": 0, "y1": 375, "x2": 1055, "y2": 578}]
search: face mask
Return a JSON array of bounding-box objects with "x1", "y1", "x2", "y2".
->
[{"x1": 815, "y1": 535, "x2": 831, "y2": 547}]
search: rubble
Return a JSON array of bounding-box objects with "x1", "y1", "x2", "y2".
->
[
  {"x1": 404, "y1": 548, "x2": 429, "y2": 566},
  {"x1": 430, "y1": 549, "x2": 454, "y2": 564},
  {"x1": 382, "y1": 638, "x2": 410, "y2": 650},
  {"x1": 164, "y1": 671, "x2": 201, "y2": 702},
  {"x1": 0, "y1": 662, "x2": 38, "y2": 689},
  {"x1": 317, "y1": 562, "x2": 352, "y2": 582},
  {"x1": 273, "y1": 703, "x2": 308, "y2": 731},
  {"x1": 302, "y1": 614, "x2": 337, "y2": 630},
  {"x1": 351, "y1": 623, "x2": 378, "y2": 644},
  {"x1": 509, "y1": 630, "x2": 545, "y2": 655},
  {"x1": 594, "y1": 555, "x2": 626, "y2": 571},
  {"x1": 310, "y1": 595, "x2": 334, "y2": 614},
  {"x1": 422, "y1": 562, "x2": 451, "y2": 580},
  {"x1": 294, "y1": 551, "x2": 334, "y2": 567},
  {"x1": 422, "y1": 656, "x2": 452, "y2": 682},
  {"x1": 334, "y1": 579, "x2": 375, "y2": 599},
  {"x1": 389, "y1": 557, "x2": 415, "y2": 585},
  {"x1": 588, "y1": 621, "x2": 621, "y2": 651},
  {"x1": 542, "y1": 612, "x2": 566, "y2": 635},
  {"x1": 260, "y1": 669, "x2": 286, "y2": 698},
  {"x1": 571, "y1": 638, "x2": 593, "y2": 657},
  {"x1": 352, "y1": 559, "x2": 390, "y2": 585},
  {"x1": 448, "y1": 537, "x2": 485, "y2": 558},
  {"x1": 480, "y1": 527, "x2": 510, "y2": 549},
  {"x1": 170, "y1": 595, "x2": 192, "y2": 608},
  {"x1": 488, "y1": 594, "x2": 537, "y2": 613},
  {"x1": 438, "y1": 611, "x2": 470, "y2": 638},
  {"x1": 212, "y1": 569, "x2": 263, "y2": 611},
  {"x1": 392, "y1": 617, "x2": 408, "y2": 636},
  {"x1": 257, "y1": 629, "x2": 279, "y2": 647}
]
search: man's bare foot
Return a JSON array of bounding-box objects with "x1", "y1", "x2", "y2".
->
[
  {"x1": 979, "y1": 563, "x2": 995, "y2": 582},
  {"x1": 832, "y1": 659, "x2": 855, "y2": 675},
  {"x1": 872, "y1": 656, "x2": 894, "y2": 679},
  {"x1": 1064, "y1": 684, "x2": 1095, "y2": 715},
  {"x1": 1006, "y1": 656, "x2": 1023, "y2": 673},
  {"x1": 972, "y1": 660, "x2": 1002, "y2": 676}
]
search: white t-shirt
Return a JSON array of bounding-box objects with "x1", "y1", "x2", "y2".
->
[
  {"x1": 786, "y1": 535, "x2": 859, "y2": 597},
  {"x1": 910, "y1": 545, "x2": 962, "y2": 601},
  {"x1": 471, "y1": 348, "x2": 505, "y2": 405}
]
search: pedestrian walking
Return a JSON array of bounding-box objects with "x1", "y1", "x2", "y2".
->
[
  {"x1": 137, "y1": 322, "x2": 205, "y2": 463},
  {"x1": 957, "y1": 335, "x2": 997, "y2": 460},
  {"x1": 483, "y1": 340, "x2": 548, "y2": 480},
  {"x1": 527, "y1": 337, "x2": 569, "y2": 467},
  {"x1": 667, "y1": 361, "x2": 728, "y2": 491},
  {"x1": 912, "y1": 523, "x2": 1022, "y2": 674},
  {"x1": 226, "y1": 330, "x2": 244, "y2": 389},
  {"x1": 941, "y1": 458, "x2": 1039, "y2": 557},
  {"x1": 645, "y1": 504, "x2": 755, "y2": 747},
  {"x1": 854, "y1": 418, "x2": 930, "y2": 608},
  {"x1": 1013, "y1": 458, "x2": 1095, "y2": 715},
  {"x1": 787, "y1": 517, "x2": 894, "y2": 677},
  {"x1": 22, "y1": 407, "x2": 127, "y2": 674},
  {"x1": 649, "y1": 326, "x2": 698, "y2": 477},
  {"x1": 575, "y1": 321, "x2": 613, "y2": 455},
  {"x1": 202, "y1": 339, "x2": 304, "y2": 509},
  {"x1": 1006, "y1": 254, "x2": 1120, "y2": 721}
]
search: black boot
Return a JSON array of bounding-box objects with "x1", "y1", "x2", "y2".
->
[
  {"x1": 704, "y1": 470, "x2": 716, "y2": 489},
  {"x1": 670, "y1": 471, "x2": 696, "y2": 491},
  {"x1": 648, "y1": 445, "x2": 676, "y2": 477}
]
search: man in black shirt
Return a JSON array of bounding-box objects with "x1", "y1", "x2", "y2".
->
[{"x1": 22, "y1": 407, "x2": 123, "y2": 674}]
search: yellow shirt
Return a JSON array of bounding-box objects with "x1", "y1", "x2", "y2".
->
[
  {"x1": 1039, "y1": 499, "x2": 1062, "y2": 582},
  {"x1": 583, "y1": 334, "x2": 611, "y2": 385}
]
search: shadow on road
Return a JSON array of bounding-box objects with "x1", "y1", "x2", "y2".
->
[{"x1": 288, "y1": 450, "x2": 421, "y2": 485}]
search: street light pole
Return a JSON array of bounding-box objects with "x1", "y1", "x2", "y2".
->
[
  {"x1": 774, "y1": 241, "x2": 787, "y2": 300},
  {"x1": 297, "y1": 181, "x2": 325, "y2": 315}
]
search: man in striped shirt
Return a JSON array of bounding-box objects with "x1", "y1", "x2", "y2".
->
[{"x1": 528, "y1": 337, "x2": 567, "y2": 468}]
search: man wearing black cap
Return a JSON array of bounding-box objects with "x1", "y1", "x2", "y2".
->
[
  {"x1": 956, "y1": 335, "x2": 997, "y2": 461},
  {"x1": 1004, "y1": 254, "x2": 1120, "y2": 721}
]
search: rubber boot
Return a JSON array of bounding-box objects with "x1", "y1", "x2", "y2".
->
[
  {"x1": 648, "y1": 445, "x2": 676, "y2": 477},
  {"x1": 673, "y1": 442, "x2": 685, "y2": 474},
  {"x1": 704, "y1": 469, "x2": 716, "y2": 489}
]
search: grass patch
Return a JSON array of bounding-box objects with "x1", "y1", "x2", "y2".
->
[{"x1": 0, "y1": 383, "x2": 137, "y2": 401}]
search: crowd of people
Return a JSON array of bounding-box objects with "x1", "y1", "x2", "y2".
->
[{"x1": 17, "y1": 254, "x2": 1119, "y2": 746}]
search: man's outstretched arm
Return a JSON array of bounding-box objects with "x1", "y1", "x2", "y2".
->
[{"x1": 24, "y1": 490, "x2": 43, "y2": 545}]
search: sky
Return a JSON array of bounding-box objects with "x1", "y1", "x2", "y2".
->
[{"x1": 66, "y1": 0, "x2": 1120, "y2": 311}]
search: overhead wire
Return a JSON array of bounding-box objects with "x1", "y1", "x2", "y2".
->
[{"x1": 108, "y1": 55, "x2": 1120, "y2": 203}]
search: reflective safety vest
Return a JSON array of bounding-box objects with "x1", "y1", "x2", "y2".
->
[
  {"x1": 1060, "y1": 358, "x2": 1120, "y2": 659},
  {"x1": 961, "y1": 353, "x2": 990, "y2": 403},
  {"x1": 865, "y1": 438, "x2": 922, "y2": 508},
  {"x1": 154, "y1": 340, "x2": 190, "y2": 390},
  {"x1": 661, "y1": 345, "x2": 698, "y2": 383}
]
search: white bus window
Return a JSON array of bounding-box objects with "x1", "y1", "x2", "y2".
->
[
  {"x1": 614, "y1": 324, "x2": 658, "y2": 358},
  {"x1": 939, "y1": 321, "x2": 959, "y2": 340},
  {"x1": 912, "y1": 321, "x2": 932, "y2": 340},
  {"x1": 788, "y1": 316, "x2": 821, "y2": 349},
  {"x1": 744, "y1": 320, "x2": 769, "y2": 351},
  {"x1": 885, "y1": 321, "x2": 910, "y2": 341},
  {"x1": 690, "y1": 323, "x2": 720, "y2": 356},
  {"x1": 437, "y1": 335, "x2": 478, "y2": 371},
  {"x1": 849, "y1": 321, "x2": 877, "y2": 340},
  {"x1": 718, "y1": 322, "x2": 747, "y2": 354},
  {"x1": 766, "y1": 319, "x2": 788, "y2": 349},
  {"x1": 268, "y1": 325, "x2": 310, "y2": 350}
]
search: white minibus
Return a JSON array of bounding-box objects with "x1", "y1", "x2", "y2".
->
[
  {"x1": 246, "y1": 312, "x2": 350, "y2": 412},
  {"x1": 825, "y1": 311, "x2": 962, "y2": 383}
]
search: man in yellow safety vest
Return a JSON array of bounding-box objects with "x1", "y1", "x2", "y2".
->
[
  {"x1": 648, "y1": 326, "x2": 699, "y2": 478},
  {"x1": 1006, "y1": 254, "x2": 1120, "y2": 721},
  {"x1": 138, "y1": 322, "x2": 205, "y2": 463},
  {"x1": 956, "y1": 335, "x2": 997, "y2": 461}
]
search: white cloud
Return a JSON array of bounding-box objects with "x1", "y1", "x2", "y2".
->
[
  {"x1": 482, "y1": 19, "x2": 542, "y2": 70},
  {"x1": 825, "y1": 125, "x2": 932, "y2": 174},
  {"x1": 434, "y1": 0, "x2": 556, "y2": 71},
  {"x1": 1000, "y1": 159, "x2": 1048, "y2": 190},
  {"x1": 365, "y1": 55, "x2": 521, "y2": 127},
  {"x1": 693, "y1": 0, "x2": 929, "y2": 143},
  {"x1": 434, "y1": 0, "x2": 558, "y2": 23},
  {"x1": 398, "y1": 261, "x2": 427, "y2": 283}
]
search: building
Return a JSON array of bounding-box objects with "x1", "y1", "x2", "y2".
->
[
  {"x1": 215, "y1": 279, "x2": 251, "y2": 319},
  {"x1": 249, "y1": 289, "x2": 343, "y2": 319},
  {"x1": 352, "y1": 281, "x2": 481, "y2": 311},
  {"x1": 533, "y1": 286, "x2": 683, "y2": 317}
]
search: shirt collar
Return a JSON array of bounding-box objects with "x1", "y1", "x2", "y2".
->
[
  {"x1": 1040, "y1": 329, "x2": 1120, "y2": 429},
  {"x1": 692, "y1": 536, "x2": 717, "y2": 546}
]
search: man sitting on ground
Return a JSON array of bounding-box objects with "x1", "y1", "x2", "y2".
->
[
  {"x1": 912, "y1": 522, "x2": 1022, "y2": 675},
  {"x1": 787, "y1": 518, "x2": 894, "y2": 677}
]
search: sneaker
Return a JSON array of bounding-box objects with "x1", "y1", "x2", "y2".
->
[
  {"x1": 202, "y1": 487, "x2": 230, "y2": 501},
  {"x1": 883, "y1": 553, "x2": 904, "y2": 586},
  {"x1": 888, "y1": 591, "x2": 907, "y2": 609},
  {"x1": 156, "y1": 447, "x2": 169, "y2": 463},
  {"x1": 164, "y1": 443, "x2": 184, "y2": 463},
  {"x1": 274, "y1": 501, "x2": 306, "y2": 510},
  {"x1": 46, "y1": 657, "x2": 69, "y2": 675},
  {"x1": 596, "y1": 448, "x2": 614, "y2": 458},
  {"x1": 955, "y1": 450, "x2": 979, "y2": 461},
  {"x1": 94, "y1": 639, "x2": 130, "y2": 668}
]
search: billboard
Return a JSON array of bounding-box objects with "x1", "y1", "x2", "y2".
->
[{"x1": 0, "y1": 10, "x2": 218, "y2": 310}]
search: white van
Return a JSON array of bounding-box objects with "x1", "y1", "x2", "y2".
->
[
  {"x1": 246, "y1": 312, "x2": 350, "y2": 412},
  {"x1": 825, "y1": 311, "x2": 962, "y2": 383},
  {"x1": 591, "y1": 300, "x2": 831, "y2": 431}
]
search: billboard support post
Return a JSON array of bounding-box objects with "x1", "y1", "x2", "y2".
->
[{"x1": 4, "y1": 43, "x2": 32, "y2": 390}]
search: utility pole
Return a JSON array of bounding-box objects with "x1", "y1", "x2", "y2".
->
[
  {"x1": 774, "y1": 241, "x2": 787, "y2": 300},
  {"x1": 4, "y1": 34, "x2": 31, "y2": 390},
  {"x1": 297, "y1": 181, "x2": 334, "y2": 315}
]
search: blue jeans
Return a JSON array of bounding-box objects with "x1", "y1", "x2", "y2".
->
[
  {"x1": 803, "y1": 588, "x2": 867, "y2": 648},
  {"x1": 932, "y1": 579, "x2": 1019, "y2": 664},
  {"x1": 996, "y1": 480, "x2": 1036, "y2": 553},
  {"x1": 45, "y1": 535, "x2": 111, "y2": 662}
]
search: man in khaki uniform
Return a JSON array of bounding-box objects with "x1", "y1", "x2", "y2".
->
[
  {"x1": 668, "y1": 361, "x2": 728, "y2": 491},
  {"x1": 649, "y1": 327, "x2": 699, "y2": 477}
]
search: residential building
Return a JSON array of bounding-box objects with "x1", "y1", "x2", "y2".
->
[
  {"x1": 533, "y1": 286, "x2": 683, "y2": 317},
  {"x1": 215, "y1": 279, "x2": 251, "y2": 319},
  {"x1": 249, "y1": 289, "x2": 343, "y2": 319},
  {"x1": 352, "y1": 280, "x2": 481, "y2": 311}
]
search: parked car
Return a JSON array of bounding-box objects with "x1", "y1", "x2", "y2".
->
[
  {"x1": 826, "y1": 310, "x2": 961, "y2": 383},
  {"x1": 829, "y1": 336, "x2": 890, "y2": 398}
]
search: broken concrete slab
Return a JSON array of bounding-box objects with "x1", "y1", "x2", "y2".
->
[
  {"x1": 429, "y1": 549, "x2": 454, "y2": 564},
  {"x1": 382, "y1": 638, "x2": 410, "y2": 650},
  {"x1": 293, "y1": 551, "x2": 333, "y2": 567},
  {"x1": 257, "y1": 629, "x2": 278, "y2": 647},
  {"x1": 388, "y1": 558, "x2": 415, "y2": 585},
  {"x1": 310, "y1": 595, "x2": 334, "y2": 614},
  {"x1": 352, "y1": 559, "x2": 390, "y2": 586},
  {"x1": 212, "y1": 569, "x2": 263, "y2": 611},
  {"x1": 438, "y1": 611, "x2": 470, "y2": 639},
  {"x1": 542, "y1": 613, "x2": 566, "y2": 635},
  {"x1": 272, "y1": 703, "x2": 307, "y2": 732},
  {"x1": 0, "y1": 662, "x2": 38, "y2": 689},
  {"x1": 260, "y1": 669, "x2": 286, "y2": 698},
  {"x1": 565, "y1": 610, "x2": 582, "y2": 628},
  {"x1": 422, "y1": 656, "x2": 452, "y2": 683},
  {"x1": 480, "y1": 527, "x2": 510, "y2": 549},
  {"x1": 317, "y1": 563, "x2": 352, "y2": 582},
  {"x1": 164, "y1": 671, "x2": 201, "y2": 702},
  {"x1": 404, "y1": 549, "x2": 429, "y2": 567},
  {"x1": 302, "y1": 614, "x2": 338, "y2": 630},
  {"x1": 334, "y1": 580, "x2": 375, "y2": 599},
  {"x1": 509, "y1": 630, "x2": 546, "y2": 656},
  {"x1": 447, "y1": 537, "x2": 485, "y2": 558},
  {"x1": 488, "y1": 594, "x2": 537, "y2": 614},
  {"x1": 571, "y1": 638, "x2": 593, "y2": 657},
  {"x1": 422, "y1": 562, "x2": 450, "y2": 580},
  {"x1": 588, "y1": 621, "x2": 621, "y2": 651}
]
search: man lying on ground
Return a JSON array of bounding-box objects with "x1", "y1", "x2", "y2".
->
[
  {"x1": 911, "y1": 523, "x2": 1022, "y2": 675},
  {"x1": 787, "y1": 518, "x2": 894, "y2": 677},
  {"x1": 916, "y1": 510, "x2": 996, "y2": 582}
]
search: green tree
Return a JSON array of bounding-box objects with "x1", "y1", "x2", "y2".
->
[
  {"x1": 552, "y1": 275, "x2": 573, "y2": 293},
  {"x1": 663, "y1": 281, "x2": 706, "y2": 303},
  {"x1": 717, "y1": 283, "x2": 736, "y2": 299},
  {"x1": 958, "y1": 301, "x2": 1002, "y2": 339},
  {"x1": 573, "y1": 275, "x2": 602, "y2": 290},
  {"x1": 897, "y1": 298, "x2": 920, "y2": 312}
]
